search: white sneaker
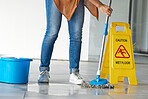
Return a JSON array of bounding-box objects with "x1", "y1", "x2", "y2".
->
[
  {"x1": 38, "y1": 70, "x2": 50, "y2": 83},
  {"x1": 69, "y1": 73, "x2": 83, "y2": 85}
]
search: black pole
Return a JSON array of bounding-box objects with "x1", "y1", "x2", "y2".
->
[{"x1": 128, "y1": 0, "x2": 133, "y2": 25}]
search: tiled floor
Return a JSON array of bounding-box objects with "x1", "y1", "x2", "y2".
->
[{"x1": 0, "y1": 59, "x2": 148, "y2": 99}]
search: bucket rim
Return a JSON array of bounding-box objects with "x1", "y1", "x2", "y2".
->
[{"x1": 0, "y1": 57, "x2": 33, "y2": 61}]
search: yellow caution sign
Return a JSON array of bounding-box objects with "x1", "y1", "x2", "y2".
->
[{"x1": 100, "y1": 22, "x2": 137, "y2": 85}]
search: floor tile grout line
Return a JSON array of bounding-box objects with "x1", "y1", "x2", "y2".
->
[
  {"x1": 23, "y1": 91, "x2": 27, "y2": 99},
  {"x1": 108, "y1": 95, "x2": 114, "y2": 99}
]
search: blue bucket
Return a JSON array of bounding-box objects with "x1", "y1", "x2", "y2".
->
[{"x1": 0, "y1": 57, "x2": 33, "y2": 84}]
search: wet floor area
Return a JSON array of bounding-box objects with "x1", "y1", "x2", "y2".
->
[{"x1": 0, "y1": 59, "x2": 148, "y2": 99}]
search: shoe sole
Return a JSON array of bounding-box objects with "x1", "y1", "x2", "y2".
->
[
  {"x1": 38, "y1": 81, "x2": 49, "y2": 83},
  {"x1": 38, "y1": 79, "x2": 49, "y2": 83},
  {"x1": 69, "y1": 79, "x2": 83, "y2": 85}
]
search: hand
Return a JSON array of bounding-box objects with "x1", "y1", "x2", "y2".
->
[{"x1": 99, "y1": 4, "x2": 113, "y2": 17}]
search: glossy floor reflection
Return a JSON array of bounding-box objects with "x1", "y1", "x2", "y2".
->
[{"x1": 0, "y1": 59, "x2": 148, "y2": 99}]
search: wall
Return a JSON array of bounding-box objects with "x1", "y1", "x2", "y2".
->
[
  {"x1": 0, "y1": 0, "x2": 90, "y2": 60},
  {"x1": 88, "y1": 0, "x2": 130, "y2": 61}
]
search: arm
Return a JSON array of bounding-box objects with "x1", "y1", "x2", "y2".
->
[{"x1": 88, "y1": 0, "x2": 113, "y2": 16}]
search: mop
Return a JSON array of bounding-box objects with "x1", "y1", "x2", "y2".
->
[{"x1": 81, "y1": 0, "x2": 114, "y2": 89}]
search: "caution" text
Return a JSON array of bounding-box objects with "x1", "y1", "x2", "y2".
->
[{"x1": 116, "y1": 39, "x2": 127, "y2": 42}]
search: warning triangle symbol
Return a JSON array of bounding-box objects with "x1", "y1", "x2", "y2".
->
[{"x1": 115, "y1": 45, "x2": 130, "y2": 58}]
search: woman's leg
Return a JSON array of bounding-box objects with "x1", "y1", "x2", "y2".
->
[
  {"x1": 68, "y1": 0, "x2": 85, "y2": 74},
  {"x1": 40, "y1": 0, "x2": 62, "y2": 72}
]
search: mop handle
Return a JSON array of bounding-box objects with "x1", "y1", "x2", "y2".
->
[
  {"x1": 104, "y1": 0, "x2": 112, "y2": 35},
  {"x1": 97, "y1": 0, "x2": 112, "y2": 75}
]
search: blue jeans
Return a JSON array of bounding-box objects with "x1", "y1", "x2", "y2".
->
[{"x1": 40, "y1": 0, "x2": 84, "y2": 74}]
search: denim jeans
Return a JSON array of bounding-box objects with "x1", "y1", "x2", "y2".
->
[{"x1": 40, "y1": 0, "x2": 84, "y2": 74}]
